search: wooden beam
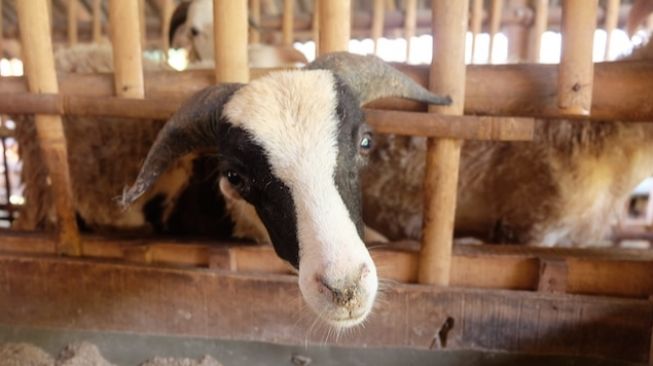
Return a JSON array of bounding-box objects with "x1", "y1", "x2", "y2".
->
[
  {"x1": 318, "y1": 0, "x2": 350, "y2": 55},
  {"x1": 0, "y1": 253, "x2": 651, "y2": 363},
  {"x1": 213, "y1": 0, "x2": 249, "y2": 83},
  {"x1": 92, "y1": 0, "x2": 102, "y2": 43},
  {"x1": 67, "y1": 0, "x2": 78, "y2": 46},
  {"x1": 110, "y1": 0, "x2": 145, "y2": 99},
  {"x1": 15, "y1": 0, "x2": 81, "y2": 256},
  {"x1": 1, "y1": 61, "x2": 652, "y2": 121},
  {"x1": 250, "y1": 0, "x2": 261, "y2": 44},
  {"x1": 527, "y1": 0, "x2": 548, "y2": 63},
  {"x1": 487, "y1": 0, "x2": 503, "y2": 63},
  {"x1": 371, "y1": 0, "x2": 384, "y2": 54},
  {"x1": 418, "y1": 0, "x2": 468, "y2": 286},
  {"x1": 604, "y1": 0, "x2": 620, "y2": 60},
  {"x1": 469, "y1": 0, "x2": 483, "y2": 64},
  {"x1": 558, "y1": 0, "x2": 598, "y2": 116},
  {"x1": 403, "y1": 0, "x2": 416, "y2": 62},
  {"x1": 281, "y1": 0, "x2": 294, "y2": 46}
]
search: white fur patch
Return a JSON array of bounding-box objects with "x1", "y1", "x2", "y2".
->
[{"x1": 224, "y1": 70, "x2": 378, "y2": 325}]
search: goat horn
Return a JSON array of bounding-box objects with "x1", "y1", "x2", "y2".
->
[
  {"x1": 119, "y1": 83, "x2": 243, "y2": 207},
  {"x1": 306, "y1": 52, "x2": 452, "y2": 106}
]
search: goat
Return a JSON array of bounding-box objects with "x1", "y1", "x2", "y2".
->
[
  {"x1": 362, "y1": 39, "x2": 653, "y2": 246},
  {"x1": 170, "y1": 0, "x2": 308, "y2": 68},
  {"x1": 121, "y1": 52, "x2": 451, "y2": 326}
]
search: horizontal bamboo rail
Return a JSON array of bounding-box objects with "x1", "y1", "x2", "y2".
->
[
  {"x1": 0, "y1": 92, "x2": 535, "y2": 141},
  {"x1": 1, "y1": 232, "x2": 653, "y2": 299},
  {"x1": 1, "y1": 61, "x2": 650, "y2": 121}
]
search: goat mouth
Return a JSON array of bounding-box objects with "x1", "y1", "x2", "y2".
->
[{"x1": 321, "y1": 310, "x2": 370, "y2": 328}]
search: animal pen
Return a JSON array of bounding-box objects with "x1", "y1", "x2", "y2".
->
[{"x1": 1, "y1": 0, "x2": 653, "y2": 364}]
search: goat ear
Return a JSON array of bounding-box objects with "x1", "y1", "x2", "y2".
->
[
  {"x1": 120, "y1": 83, "x2": 244, "y2": 208},
  {"x1": 306, "y1": 52, "x2": 452, "y2": 106}
]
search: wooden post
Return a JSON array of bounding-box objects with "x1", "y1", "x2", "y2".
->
[
  {"x1": 139, "y1": 0, "x2": 147, "y2": 47},
  {"x1": 604, "y1": 0, "x2": 620, "y2": 60},
  {"x1": 404, "y1": 0, "x2": 416, "y2": 62},
  {"x1": 214, "y1": 0, "x2": 249, "y2": 83},
  {"x1": 16, "y1": 0, "x2": 81, "y2": 256},
  {"x1": 505, "y1": 0, "x2": 529, "y2": 62},
  {"x1": 418, "y1": 0, "x2": 468, "y2": 285},
  {"x1": 92, "y1": 0, "x2": 102, "y2": 44},
  {"x1": 488, "y1": 0, "x2": 503, "y2": 63},
  {"x1": 372, "y1": 0, "x2": 385, "y2": 54},
  {"x1": 110, "y1": 0, "x2": 145, "y2": 98},
  {"x1": 250, "y1": 0, "x2": 261, "y2": 44},
  {"x1": 282, "y1": 0, "x2": 294, "y2": 46},
  {"x1": 527, "y1": 0, "x2": 548, "y2": 62},
  {"x1": 312, "y1": 0, "x2": 320, "y2": 55},
  {"x1": 318, "y1": 0, "x2": 350, "y2": 55},
  {"x1": 470, "y1": 0, "x2": 483, "y2": 64},
  {"x1": 68, "y1": 0, "x2": 78, "y2": 46},
  {"x1": 558, "y1": 0, "x2": 598, "y2": 116},
  {"x1": 161, "y1": 0, "x2": 174, "y2": 54}
]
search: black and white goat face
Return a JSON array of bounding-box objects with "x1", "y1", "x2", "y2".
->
[{"x1": 122, "y1": 53, "x2": 450, "y2": 327}]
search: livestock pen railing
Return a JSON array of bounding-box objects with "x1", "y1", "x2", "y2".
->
[{"x1": 1, "y1": 0, "x2": 653, "y2": 363}]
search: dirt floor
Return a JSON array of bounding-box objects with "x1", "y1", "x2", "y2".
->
[{"x1": 0, "y1": 342, "x2": 222, "y2": 366}]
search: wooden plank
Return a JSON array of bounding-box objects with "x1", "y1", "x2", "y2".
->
[
  {"x1": 418, "y1": 0, "x2": 468, "y2": 286},
  {"x1": 527, "y1": 0, "x2": 548, "y2": 63},
  {"x1": 281, "y1": 0, "x2": 294, "y2": 46},
  {"x1": 558, "y1": 0, "x2": 598, "y2": 116},
  {"x1": 469, "y1": 0, "x2": 483, "y2": 64},
  {"x1": 110, "y1": 0, "x2": 145, "y2": 99},
  {"x1": 318, "y1": 0, "x2": 350, "y2": 55},
  {"x1": 604, "y1": 0, "x2": 620, "y2": 60},
  {"x1": 214, "y1": 0, "x2": 249, "y2": 83},
  {"x1": 371, "y1": 0, "x2": 384, "y2": 54},
  {"x1": 16, "y1": 0, "x2": 81, "y2": 256},
  {"x1": 1, "y1": 60, "x2": 652, "y2": 121},
  {"x1": 403, "y1": 0, "x2": 416, "y2": 62},
  {"x1": 0, "y1": 253, "x2": 651, "y2": 363},
  {"x1": 487, "y1": 0, "x2": 503, "y2": 63}
]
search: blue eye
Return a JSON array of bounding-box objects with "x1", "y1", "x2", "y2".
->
[{"x1": 360, "y1": 133, "x2": 373, "y2": 153}]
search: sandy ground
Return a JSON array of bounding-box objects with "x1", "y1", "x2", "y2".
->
[{"x1": 0, "y1": 342, "x2": 223, "y2": 366}]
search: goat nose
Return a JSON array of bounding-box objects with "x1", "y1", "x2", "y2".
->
[{"x1": 317, "y1": 264, "x2": 371, "y2": 308}]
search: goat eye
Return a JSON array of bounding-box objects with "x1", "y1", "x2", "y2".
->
[
  {"x1": 359, "y1": 133, "x2": 373, "y2": 153},
  {"x1": 226, "y1": 170, "x2": 243, "y2": 187}
]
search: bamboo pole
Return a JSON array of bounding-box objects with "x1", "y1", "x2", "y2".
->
[
  {"x1": 604, "y1": 0, "x2": 620, "y2": 60},
  {"x1": 0, "y1": 0, "x2": 3, "y2": 59},
  {"x1": 110, "y1": 0, "x2": 145, "y2": 98},
  {"x1": 16, "y1": 0, "x2": 81, "y2": 256},
  {"x1": 214, "y1": 0, "x2": 249, "y2": 83},
  {"x1": 404, "y1": 0, "x2": 416, "y2": 62},
  {"x1": 505, "y1": 0, "x2": 529, "y2": 62},
  {"x1": 68, "y1": 0, "x2": 78, "y2": 46},
  {"x1": 160, "y1": 0, "x2": 175, "y2": 54},
  {"x1": 418, "y1": 0, "x2": 468, "y2": 286},
  {"x1": 527, "y1": 0, "x2": 548, "y2": 62},
  {"x1": 282, "y1": 0, "x2": 294, "y2": 46},
  {"x1": 139, "y1": 0, "x2": 147, "y2": 46},
  {"x1": 250, "y1": 0, "x2": 261, "y2": 44},
  {"x1": 92, "y1": 0, "x2": 102, "y2": 43},
  {"x1": 488, "y1": 0, "x2": 503, "y2": 63},
  {"x1": 312, "y1": 0, "x2": 320, "y2": 55},
  {"x1": 372, "y1": 0, "x2": 385, "y2": 54},
  {"x1": 470, "y1": 0, "x2": 483, "y2": 64},
  {"x1": 318, "y1": 0, "x2": 350, "y2": 55},
  {"x1": 558, "y1": 0, "x2": 598, "y2": 116}
]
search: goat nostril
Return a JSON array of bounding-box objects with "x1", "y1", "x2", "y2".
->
[{"x1": 190, "y1": 26, "x2": 200, "y2": 37}]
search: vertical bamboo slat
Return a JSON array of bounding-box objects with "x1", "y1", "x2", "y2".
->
[
  {"x1": 404, "y1": 0, "x2": 416, "y2": 62},
  {"x1": 470, "y1": 0, "x2": 483, "y2": 64},
  {"x1": 505, "y1": 0, "x2": 528, "y2": 62},
  {"x1": 68, "y1": 0, "x2": 78, "y2": 46},
  {"x1": 313, "y1": 0, "x2": 320, "y2": 55},
  {"x1": 318, "y1": 0, "x2": 350, "y2": 55},
  {"x1": 418, "y1": 0, "x2": 468, "y2": 286},
  {"x1": 16, "y1": 0, "x2": 81, "y2": 256},
  {"x1": 214, "y1": 0, "x2": 249, "y2": 83},
  {"x1": 282, "y1": 0, "x2": 294, "y2": 46},
  {"x1": 92, "y1": 0, "x2": 102, "y2": 43},
  {"x1": 604, "y1": 0, "x2": 620, "y2": 60},
  {"x1": 110, "y1": 0, "x2": 145, "y2": 98},
  {"x1": 0, "y1": 0, "x2": 3, "y2": 59},
  {"x1": 488, "y1": 0, "x2": 503, "y2": 63},
  {"x1": 558, "y1": 0, "x2": 598, "y2": 116},
  {"x1": 527, "y1": 0, "x2": 548, "y2": 62},
  {"x1": 161, "y1": 0, "x2": 174, "y2": 54},
  {"x1": 138, "y1": 0, "x2": 147, "y2": 46},
  {"x1": 250, "y1": 0, "x2": 261, "y2": 44},
  {"x1": 372, "y1": 0, "x2": 384, "y2": 54}
]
